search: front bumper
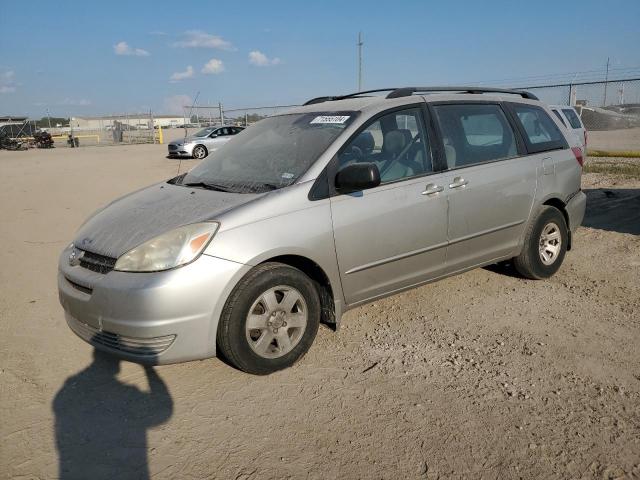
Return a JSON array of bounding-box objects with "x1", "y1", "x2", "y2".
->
[
  {"x1": 566, "y1": 190, "x2": 587, "y2": 232},
  {"x1": 167, "y1": 143, "x2": 194, "y2": 158},
  {"x1": 58, "y1": 248, "x2": 250, "y2": 364}
]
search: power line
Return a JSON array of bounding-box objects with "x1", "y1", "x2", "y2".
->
[
  {"x1": 357, "y1": 32, "x2": 363, "y2": 91},
  {"x1": 470, "y1": 65, "x2": 640, "y2": 87}
]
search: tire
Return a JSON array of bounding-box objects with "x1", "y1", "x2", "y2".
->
[
  {"x1": 192, "y1": 145, "x2": 207, "y2": 159},
  {"x1": 216, "y1": 262, "x2": 321, "y2": 375},
  {"x1": 514, "y1": 206, "x2": 568, "y2": 280}
]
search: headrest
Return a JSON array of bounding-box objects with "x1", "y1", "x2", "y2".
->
[
  {"x1": 398, "y1": 129, "x2": 413, "y2": 146},
  {"x1": 352, "y1": 131, "x2": 375, "y2": 155},
  {"x1": 383, "y1": 130, "x2": 406, "y2": 156}
]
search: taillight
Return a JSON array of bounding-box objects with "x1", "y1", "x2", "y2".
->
[{"x1": 572, "y1": 147, "x2": 584, "y2": 167}]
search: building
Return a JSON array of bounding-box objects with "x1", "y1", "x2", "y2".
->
[
  {"x1": 70, "y1": 114, "x2": 185, "y2": 130},
  {"x1": 0, "y1": 116, "x2": 28, "y2": 127}
]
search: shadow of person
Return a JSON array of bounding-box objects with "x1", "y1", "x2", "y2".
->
[{"x1": 53, "y1": 349, "x2": 173, "y2": 480}]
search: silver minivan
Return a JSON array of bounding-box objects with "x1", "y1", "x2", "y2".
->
[{"x1": 58, "y1": 87, "x2": 587, "y2": 374}]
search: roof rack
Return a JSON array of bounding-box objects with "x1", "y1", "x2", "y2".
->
[
  {"x1": 303, "y1": 86, "x2": 538, "y2": 105},
  {"x1": 387, "y1": 86, "x2": 538, "y2": 100},
  {"x1": 303, "y1": 88, "x2": 400, "y2": 106}
]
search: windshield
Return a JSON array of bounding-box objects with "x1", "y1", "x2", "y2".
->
[
  {"x1": 181, "y1": 111, "x2": 357, "y2": 193},
  {"x1": 193, "y1": 127, "x2": 216, "y2": 137}
]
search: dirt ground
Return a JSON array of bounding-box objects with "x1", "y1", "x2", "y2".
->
[
  {"x1": 0, "y1": 145, "x2": 639, "y2": 480},
  {"x1": 588, "y1": 128, "x2": 640, "y2": 152}
]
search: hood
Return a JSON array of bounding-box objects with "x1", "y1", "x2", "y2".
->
[{"x1": 74, "y1": 183, "x2": 265, "y2": 259}]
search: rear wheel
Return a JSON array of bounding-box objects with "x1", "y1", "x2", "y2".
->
[
  {"x1": 192, "y1": 145, "x2": 207, "y2": 159},
  {"x1": 514, "y1": 206, "x2": 568, "y2": 279},
  {"x1": 217, "y1": 262, "x2": 320, "y2": 375}
]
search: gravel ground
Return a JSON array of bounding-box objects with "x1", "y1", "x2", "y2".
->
[{"x1": 0, "y1": 145, "x2": 639, "y2": 480}]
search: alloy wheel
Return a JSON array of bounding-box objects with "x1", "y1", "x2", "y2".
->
[{"x1": 245, "y1": 285, "x2": 308, "y2": 359}]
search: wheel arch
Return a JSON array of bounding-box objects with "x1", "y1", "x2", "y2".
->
[
  {"x1": 542, "y1": 197, "x2": 572, "y2": 250},
  {"x1": 258, "y1": 254, "x2": 338, "y2": 329},
  {"x1": 192, "y1": 144, "x2": 208, "y2": 158}
]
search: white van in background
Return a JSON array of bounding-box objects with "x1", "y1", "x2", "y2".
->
[{"x1": 549, "y1": 105, "x2": 587, "y2": 154}]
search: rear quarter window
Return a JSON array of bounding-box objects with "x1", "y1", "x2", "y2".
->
[{"x1": 509, "y1": 104, "x2": 568, "y2": 154}]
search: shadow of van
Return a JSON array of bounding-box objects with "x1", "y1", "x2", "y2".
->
[{"x1": 582, "y1": 188, "x2": 640, "y2": 235}]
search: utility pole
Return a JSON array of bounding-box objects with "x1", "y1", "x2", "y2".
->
[
  {"x1": 219, "y1": 102, "x2": 224, "y2": 125},
  {"x1": 357, "y1": 32, "x2": 363, "y2": 91},
  {"x1": 603, "y1": 57, "x2": 610, "y2": 106},
  {"x1": 46, "y1": 108, "x2": 52, "y2": 129}
]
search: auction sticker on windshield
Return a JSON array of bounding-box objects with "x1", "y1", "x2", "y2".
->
[{"x1": 310, "y1": 115, "x2": 350, "y2": 124}]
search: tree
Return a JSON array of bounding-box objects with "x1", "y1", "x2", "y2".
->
[{"x1": 34, "y1": 117, "x2": 70, "y2": 128}]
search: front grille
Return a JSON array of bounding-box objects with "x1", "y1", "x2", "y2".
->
[
  {"x1": 168, "y1": 144, "x2": 178, "y2": 151},
  {"x1": 80, "y1": 250, "x2": 116, "y2": 274},
  {"x1": 67, "y1": 316, "x2": 176, "y2": 357}
]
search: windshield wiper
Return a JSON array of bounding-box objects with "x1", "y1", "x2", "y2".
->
[
  {"x1": 183, "y1": 181, "x2": 232, "y2": 192},
  {"x1": 245, "y1": 182, "x2": 280, "y2": 192}
]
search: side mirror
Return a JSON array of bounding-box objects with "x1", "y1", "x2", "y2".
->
[{"x1": 335, "y1": 163, "x2": 381, "y2": 193}]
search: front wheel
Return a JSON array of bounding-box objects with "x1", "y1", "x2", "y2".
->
[
  {"x1": 216, "y1": 262, "x2": 320, "y2": 375},
  {"x1": 192, "y1": 145, "x2": 207, "y2": 159},
  {"x1": 514, "y1": 206, "x2": 568, "y2": 279}
]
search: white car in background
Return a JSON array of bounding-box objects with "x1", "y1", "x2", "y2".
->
[
  {"x1": 168, "y1": 125, "x2": 244, "y2": 159},
  {"x1": 549, "y1": 105, "x2": 587, "y2": 154}
]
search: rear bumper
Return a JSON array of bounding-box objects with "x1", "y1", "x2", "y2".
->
[
  {"x1": 58, "y1": 248, "x2": 251, "y2": 364},
  {"x1": 566, "y1": 190, "x2": 587, "y2": 232}
]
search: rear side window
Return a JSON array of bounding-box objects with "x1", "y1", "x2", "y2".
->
[
  {"x1": 562, "y1": 108, "x2": 583, "y2": 129},
  {"x1": 510, "y1": 104, "x2": 567, "y2": 154},
  {"x1": 552, "y1": 109, "x2": 567, "y2": 127},
  {"x1": 433, "y1": 104, "x2": 517, "y2": 169}
]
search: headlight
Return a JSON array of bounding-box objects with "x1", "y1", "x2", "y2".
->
[{"x1": 114, "y1": 222, "x2": 219, "y2": 272}]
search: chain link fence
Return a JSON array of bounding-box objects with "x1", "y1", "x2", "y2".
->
[
  {"x1": 10, "y1": 77, "x2": 638, "y2": 155},
  {"x1": 182, "y1": 104, "x2": 300, "y2": 128},
  {"x1": 60, "y1": 112, "x2": 163, "y2": 147},
  {"x1": 522, "y1": 78, "x2": 640, "y2": 153},
  {"x1": 2, "y1": 112, "x2": 167, "y2": 148}
]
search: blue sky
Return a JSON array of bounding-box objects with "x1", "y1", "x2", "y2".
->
[{"x1": 1, "y1": 0, "x2": 639, "y2": 117}]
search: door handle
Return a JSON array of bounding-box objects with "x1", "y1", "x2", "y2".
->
[
  {"x1": 421, "y1": 183, "x2": 444, "y2": 195},
  {"x1": 449, "y1": 176, "x2": 468, "y2": 189}
]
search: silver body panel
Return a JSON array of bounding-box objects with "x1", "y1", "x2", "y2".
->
[
  {"x1": 330, "y1": 174, "x2": 448, "y2": 304},
  {"x1": 58, "y1": 92, "x2": 586, "y2": 364},
  {"x1": 59, "y1": 246, "x2": 250, "y2": 363}
]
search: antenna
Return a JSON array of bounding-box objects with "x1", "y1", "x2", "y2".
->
[{"x1": 357, "y1": 32, "x2": 363, "y2": 91}]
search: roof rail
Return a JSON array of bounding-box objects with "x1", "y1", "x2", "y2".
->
[
  {"x1": 302, "y1": 86, "x2": 539, "y2": 106},
  {"x1": 303, "y1": 88, "x2": 399, "y2": 106},
  {"x1": 386, "y1": 86, "x2": 539, "y2": 100}
]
